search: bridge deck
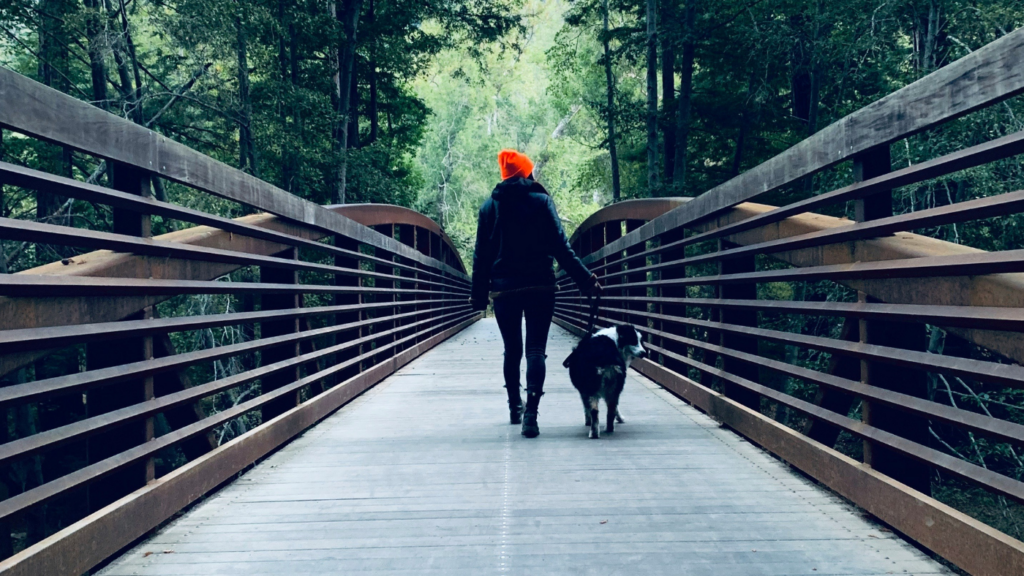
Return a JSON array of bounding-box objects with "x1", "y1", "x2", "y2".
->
[{"x1": 100, "y1": 319, "x2": 951, "y2": 575}]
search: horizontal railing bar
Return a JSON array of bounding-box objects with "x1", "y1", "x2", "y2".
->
[
  {"x1": 0, "y1": 161, "x2": 468, "y2": 287},
  {"x1": 0, "y1": 69, "x2": 469, "y2": 280},
  {"x1": 581, "y1": 129, "x2": 1024, "y2": 272},
  {"x1": 555, "y1": 305, "x2": 1024, "y2": 445},
  {"x1": 553, "y1": 295, "x2": 1024, "y2": 332},
  {"x1": 641, "y1": 341, "x2": 1024, "y2": 504},
  {"x1": 0, "y1": 309, "x2": 478, "y2": 522},
  {"x1": 593, "y1": 189, "x2": 1024, "y2": 283},
  {"x1": 556, "y1": 305, "x2": 1024, "y2": 503},
  {"x1": 573, "y1": 248, "x2": 1024, "y2": 291},
  {"x1": 0, "y1": 217, "x2": 461, "y2": 290},
  {"x1": 0, "y1": 303, "x2": 469, "y2": 406},
  {"x1": 0, "y1": 298, "x2": 465, "y2": 354},
  {"x1": 0, "y1": 308, "x2": 472, "y2": 466},
  {"x1": 553, "y1": 301, "x2": 1024, "y2": 389},
  {"x1": 580, "y1": 27, "x2": 1024, "y2": 267},
  {"x1": 0, "y1": 275, "x2": 469, "y2": 298}
]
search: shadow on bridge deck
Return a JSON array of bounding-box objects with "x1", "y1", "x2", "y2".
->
[{"x1": 99, "y1": 319, "x2": 951, "y2": 575}]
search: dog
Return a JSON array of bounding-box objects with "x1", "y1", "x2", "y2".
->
[{"x1": 563, "y1": 324, "x2": 647, "y2": 439}]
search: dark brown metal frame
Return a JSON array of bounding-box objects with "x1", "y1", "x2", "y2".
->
[
  {"x1": 554, "y1": 27, "x2": 1024, "y2": 576},
  {"x1": 0, "y1": 67, "x2": 479, "y2": 574}
]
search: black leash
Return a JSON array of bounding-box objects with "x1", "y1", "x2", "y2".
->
[{"x1": 586, "y1": 293, "x2": 600, "y2": 335}]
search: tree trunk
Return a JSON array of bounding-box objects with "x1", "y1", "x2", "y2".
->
[
  {"x1": 645, "y1": 0, "x2": 658, "y2": 194},
  {"x1": 278, "y1": 0, "x2": 293, "y2": 191},
  {"x1": 602, "y1": 0, "x2": 621, "y2": 202},
  {"x1": 236, "y1": 7, "x2": 256, "y2": 175},
  {"x1": 660, "y1": 0, "x2": 676, "y2": 183},
  {"x1": 367, "y1": 0, "x2": 379, "y2": 145},
  {"x1": 334, "y1": 0, "x2": 363, "y2": 205},
  {"x1": 84, "y1": 0, "x2": 108, "y2": 110},
  {"x1": 731, "y1": 72, "x2": 755, "y2": 176},
  {"x1": 673, "y1": 0, "x2": 696, "y2": 190},
  {"x1": 348, "y1": 57, "x2": 360, "y2": 150}
]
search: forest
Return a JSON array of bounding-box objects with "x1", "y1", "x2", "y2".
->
[{"x1": 3, "y1": 0, "x2": 1024, "y2": 563}]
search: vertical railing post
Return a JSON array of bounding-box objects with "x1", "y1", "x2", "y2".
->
[
  {"x1": 416, "y1": 228, "x2": 432, "y2": 341},
  {"x1": 624, "y1": 219, "x2": 645, "y2": 331},
  {"x1": 334, "y1": 235, "x2": 361, "y2": 386},
  {"x1": 397, "y1": 224, "x2": 416, "y2": 347},
  {"x1": 659, "y1": 227, "x2": 688, "y2": 377},
  {"x1": 853, "y1": 144, "x2": 931, "y2": 493},
  {"x1": 602, "y1": 222, "x2": 621, "y2": 323},
  {"x1": 85, "y1": 161, "x2": 152, "y2": 508},
  {"x1": 717, "y1": 241, "x2": 761, "y2": 410},
  {"x1": 373, "y1": 224, "x2": 396, "y2": 361},
  {"x1": 260, "y1": 248, "x2": 301, "y2": 421}
]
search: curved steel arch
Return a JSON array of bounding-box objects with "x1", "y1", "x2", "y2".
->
[
  {"x1": 569, "y1": 198, "x2": 687, "y2": 246},
  {"x1": 329, "y1": 204, "x2": 466, "y2": 274}
]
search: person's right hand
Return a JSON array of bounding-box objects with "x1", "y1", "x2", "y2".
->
[{"x1": 589, "y1": 273, "x2": 604, "y2": 297}]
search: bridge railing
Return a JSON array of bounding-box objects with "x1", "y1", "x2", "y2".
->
[
  {"x1": 0, "y1": 68, "x2": 478, "y2": 575},
  {"x1": 556, "y1": 28, "x2": 1024, "y2": 576}
]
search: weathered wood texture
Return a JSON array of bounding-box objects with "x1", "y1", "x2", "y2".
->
[{"x1": 97, "y1": 320, "x2": 951, "y2": 576}]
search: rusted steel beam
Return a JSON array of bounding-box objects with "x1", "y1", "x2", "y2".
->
[
  {"x1": 0, "y1": 69, "x2": 466, "y2": 278},
  {"x1": 0, "y1": 312, "x2": 481, "y2": 576},
  {"x1": 650, "y1": 341, "x2": 1024, "y2": 502},
  {"x1": 555, "y1": 306, "x2": 1024, "y2": 503},
  {"x1": 0, "y1": 304, "x2": 470, "y2": 406},
  {"x1": 579, "y1": 28, "x2": 1024, "y2": 265},
  {"x1": 0, "y1": 217, "x2": 461, "y2": 290},
  {"x1": 0, "y1": 162, "x2": 471, "y2": 284},
  {"x1": 0, "y1": 299, "x2": 464, "y2": 354},
  {"x1": 0, "y1": 308, "x2": 472, "y2": 467},
  {"x1": 556, "y1": 306, "x2": 1024, "y2": 576},
  {"x1": 0, "y1": 275, "x2": 468, "y2": 298},
  {"x1": 565, "y1": 296, "x2": 1024, "y2": 332},
  {"x1": 568, "y1": 198, "x2": 686, "y2": 245},
  {"x1": 641, "y1": 323, "x2": 1024, "y2": 446},
  {"x1": 554, "y1": 301, "x2": 1024, "y2": 391},
  {"x1": 593, "y1": 188, "x2": 1024, "y2": 285}
]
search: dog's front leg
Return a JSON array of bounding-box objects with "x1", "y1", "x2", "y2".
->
[{"x1": 588, "y1": 397, "x2": 600, "y2": 439}]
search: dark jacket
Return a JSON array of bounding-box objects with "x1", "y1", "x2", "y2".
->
[{"x1": 471, "y1": 177, "x2": 593, "y2": 307}]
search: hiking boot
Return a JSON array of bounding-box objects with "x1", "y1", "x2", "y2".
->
[
  {"x1": 506, "y1": 385, "x2": 523, "y2": 425},
  {"x1": 521, "y1": 392, "x2": 542, "y2": 438},
  {"x1": 521, "y1": 411, "x2": 539, "y2": 438}
]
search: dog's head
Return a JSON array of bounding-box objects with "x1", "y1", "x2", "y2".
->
[
  {"x1": 615, "y1": 325, "x2": 647, "y2": 362},
  {"x1": 596, "y1": 324, "x2": 647, "y2": 363}
]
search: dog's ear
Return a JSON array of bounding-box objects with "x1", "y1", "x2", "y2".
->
[
  {"x1": 563, "y1": 345, "x2": 578, "y2": 368},
  {"x1": 616, "y1": 325, "x2": 638, "y2": 346}
]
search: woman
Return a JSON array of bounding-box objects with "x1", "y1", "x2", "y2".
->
[{"x1": 470, "y1": 149, "x2": 602, "y2": 438}]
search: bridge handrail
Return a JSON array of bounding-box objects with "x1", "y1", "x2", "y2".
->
[
  {"x1": 556, "y1": 28, "x2": 1024, "y2": 576},
  {"x1": 0, "y1": 68, "x2": 478, "y2": 575}
]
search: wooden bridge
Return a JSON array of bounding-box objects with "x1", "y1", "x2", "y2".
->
[{"x1": 1, "y1": 26, "x2": 1024, "y2": 576}]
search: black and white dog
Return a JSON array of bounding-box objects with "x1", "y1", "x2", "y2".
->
[{"x1": 563, "y1": 325, "x2": 647, "y2": 439}]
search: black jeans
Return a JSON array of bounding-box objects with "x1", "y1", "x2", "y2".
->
[{"x1": 492, "y1": 292, "x2": 556, "y2": 397}]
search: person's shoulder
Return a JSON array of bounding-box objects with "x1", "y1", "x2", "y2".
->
[{"x1": 478, "y1": 196, "x2": 496, "y2": 215}]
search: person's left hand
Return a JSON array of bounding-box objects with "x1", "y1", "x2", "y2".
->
[{"x1": 469, "y1": 297, "x2": 488, "y2": 312}]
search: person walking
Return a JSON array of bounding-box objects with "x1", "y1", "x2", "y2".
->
[{"x1": 470, "y1": 149, "x2": 602, "y2": 438}]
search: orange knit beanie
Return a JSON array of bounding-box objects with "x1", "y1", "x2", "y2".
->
[{"x1": 498, "y1": 149, "x2": 534, "y2": 181}]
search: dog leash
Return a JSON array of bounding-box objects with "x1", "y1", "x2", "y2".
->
[{"x1": 586, "y1": 293, "x2": 600, "y2": 335}]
